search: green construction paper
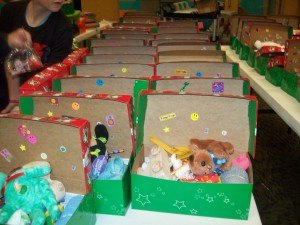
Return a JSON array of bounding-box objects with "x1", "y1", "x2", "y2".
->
[
  {"x1": 239, "y1": 45, "x2": 250, "y2": 61},
  {"x1": 246, "y1": 49, "x2": 256, "y2": 68},
  {"x1": 70, "y1": 65, "x2": 77, "y2": 75},
  {"x1": 254, "y1": 55, "x2": 269, "y2": 75},
  {"x1": 52, "y1": 79, "x2": 62, "y2": 92},
  {"x1": 265, "y1": 67, "x2": 284, "y2": 87},
  {"x1": 281, "y1": 71, "x2": 299, "y2": 98},
  {"x1": 232, "y1": 63, "x2": 239, "y2": 78},
  {"x1": 243, "y1": 80, "x2": 250, "y2": 95},
  {"x1": 19, "y1": 96, "x2": 34, "y2": 115}
]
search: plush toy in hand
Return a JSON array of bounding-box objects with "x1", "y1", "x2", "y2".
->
[
  {"x1": 0, "y1": 161, "x2": 62, "y2": 225},
  {"x1": 90, "y1": 122, "x2": 109, "y2": 163},
  {"x1": 188, "y1": 139, "x2": 234, "y2": 175}
]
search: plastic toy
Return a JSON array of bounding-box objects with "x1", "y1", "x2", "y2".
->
[
  {"x1": 98, "y1": 156, "x2": 127, "y2": 180},
  {"x1": 232, "y1": 155, "x2": 250, "y2": 170},
  {"x1": 90, "y1": 122, "x2": 109, "y2": 162},
  {"x1": 220, "y1": 165, "x2": 249, "y2": 184}
]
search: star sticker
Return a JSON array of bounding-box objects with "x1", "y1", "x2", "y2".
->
[
  {"x1": 163, "y1": 127, "x2": 170, "y2": 132},
  {"x1": 136, "y1": 194, "x2": 151, "y2": 206},
  {"x1": 96, "y1": 193, "x2": 103, "y2": 199},
  {"x1": 190, "y1": 209, "x2": 198, "y2": 215},
  {"x1": 206, "y1": 196, "x2": 214, "y2": 203},
  {"x1": 197, "y1": 188, "x2": 203, "y2": 194},
  {"x1": 111, "y1": 205, "x2": 117, "y2": 210},
  {"x1": 47, "y1": 111, "x2": 53, "y2": 117},
  {"x1": 173, "y1": 200, "x2": 186, "y2": 210},
  {"x1": 224, "y1": 198, "x2": 230, "y2": 204},
  {"x1": 20, "y1": 145, "x2": 26, "y2": 151}
]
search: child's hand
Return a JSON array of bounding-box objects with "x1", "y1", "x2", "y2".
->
[{"x1": 7, "y1": 28, "x2": 32, "y2": 49}]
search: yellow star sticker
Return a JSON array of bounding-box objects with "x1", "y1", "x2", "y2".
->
[
  {"x1": 20, "y1": 145, "x2": 26, "y2": 151},
  {"x1": 47, "y1": 111, "x2": 53, "y2": 117},
  {"x1": 163, "y1": 127, "x2": 170, "y2": 133}
]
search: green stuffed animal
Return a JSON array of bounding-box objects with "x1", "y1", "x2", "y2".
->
[{"x1": 0, "y1": 161, "x2": 61, "y2": 225}]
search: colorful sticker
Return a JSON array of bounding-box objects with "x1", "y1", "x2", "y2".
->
[
  {"x1": 17, "y1": 125, "x2": 31, "y2": 138},
  {"x1": 82, "y1": 128, "x2": 88, "y2": 143},
  {"x1": 121, "y1": 67, "x2": 127, "y2": 73},
  {"x1": 204, "y1": 128, "x2": 209, "y2": 134},
  {"x1": 60, "y1": 146, "x2": 67, "y2": 153},
  {"x1": 72, "y1": 102, "x2": 80, "y2": 111},
  {"x1": 1, "y1": 149, "x2": 13, "y2": 162},
  {"x1": 159, "y1": 112, "x2": 176, "y2": 122},
  {"x1": 163, "y1": 127, "x2": 170, "y2": 133},
  {"x1": 71, "y1": 165, "x2": 77, "y2": 171},
  {"x1": 221, "y1": 130, "x2": 228, "y2": 136},
  {"x1": 196, "y1": 71, "x2": 202, "y2": 77},
  {"x1": 77, "y1": 89, "x2": 83, "y2": 94},
  {"x1": 190, "y1": 113, "x2": 199, "y2": 121},
  {"x1": 106, "y1": 115, "x2": 115, "y2": 127},
  {"x1": 216, "y1": 72, "x2": 221, "y2": 78},
  {"x1": 96, "y1": 79, "x2": 104, "y2": 86},
  {"x1": 41, "y1": 153, "x2": 47, "y2": 160},
  {"x1": 175, "y1": 69, "x2": 187, "y2": 75},
  {"x1": 47, "y1": 111, "x2": 54, "y2": 117},
  {"x1": 212, "y1": 82, "x2": 224, "y2": 94},
  {"x1": 27, "y1": 135, "x2": 37, "y2": 144},
  {"x1": 50, "y1": 97, "x2": 59, "y2": 106},
  {"x1": 180, "y1": 82, "x2": 189, "y2": 93},
  {"x1": 20, "y1": 145, "x2": 26, "y2": 151}
]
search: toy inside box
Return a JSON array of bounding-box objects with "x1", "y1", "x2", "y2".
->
[
  {"x1": 86, "y1": 38, "x2": 146, "y2": 47},
  {"x1": 158, "y1": 50, "x2": 226, "y2": 63},
  {"x1": 131, "y1": 91, "x2": 257, "y2": 220},
  {"x1": 150, "y1": 76, "x2": 250, "y2": 96},
  {"x1": 150, "y1": 39, "x2": 209, "y2": 46},
  {"x1": 83, "y1": 54, "x2": 156, "y2": 64},
  {"x1": 156, "y1": 61, "x2": 239, "y2": 77},
  {"x1": 0, "y1": 114, "x2": 91, "y2": 195},
  {"x1": 70, "y1": 63, "x2": 155, "y2": 77},
  {"x1": 19, "y1": 93, "x2": 135, "y2": 215},
  {"x1": 157, "y1": 42, "x2": 220, "y2": 52},
  {"x1": 91, "y1": 46, "x2": 156, "y2": 55}
]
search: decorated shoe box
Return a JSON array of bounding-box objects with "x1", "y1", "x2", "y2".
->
[
  {"x1": 157, "y1": 27, "x2": 199, "y2": 34},
  {"x1": 86, "y1": 38, "x2": 146, "y2": 48},
  {"x1": 91, "y1": 46, "x2": 156, "y2": 55},
  {"x1": 0, "y1": 114, "x2": 91, "y2": 195},
  {"x1": 122, "y1": 16, "x2": 158, "y2": 25},
  {"x1": 157, "y1": 42, "x2": 220, "y2": 52},
  {"x1": 158, "y1": 20, "x2": 198, "y2": 28},
  {"x1": 156, "y1": 61, "x2": 239, "y2": 78},
  {"x1": 266, "y1": 15, "x2": 300, "y2": 30},
  {"x1": 70, "y1": 63, "x2": 155, "y2": 77},
  {"x1": 150, "y1": 39, "x2": 209, "y2": 46},
  {"x1": 101, "y1": 28, "x2": 149, "y2": 35},
  {"x1": 113, "y1": 23, "x2": 157, "y2": 34},
  {"x1": 158, "y1": 50, "x2": 226, "y2": 63},
  {"x1": 150, "y1": 76, "x2": 250, "y2": 96},
  {"x1": 131, "y1": 90, "x2": 257, "y2": 220},
  {"x1": 101, "y1": 33, "x2": 155, "y2": 44},
  {"x1": 156, "y1": 33, "x2": 210, "y2": 41},
  {"x1": 19, "y1": 93, "x2": 135, "y2": 215},
  {"x1": 83, "y1": 54, "x2": 156, "y2": 65},
  {"x1": 19, "y1": 63, "x2": 69, "y2": 95}
]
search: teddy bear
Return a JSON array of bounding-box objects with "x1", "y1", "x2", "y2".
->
[
  {"x1": 0, "y1": 161, "x2": 63, "y2": 225},
  {"x1": 188, "y1": 139, "x2": 234, "y2": 176}
]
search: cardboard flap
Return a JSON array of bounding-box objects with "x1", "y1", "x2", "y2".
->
[
  {"x1": 20, "y1": 93, "x2": 134, "y2": 159},
  {"x1": 156, "y1": 61, "x2": 239, "y2": 78},
  {"x1": 158, "y1": 50, "x2": 226, "y2": 63},
  {"x1": 84, "y1": 54, "x2": 155, "y2": 64},
  {"x1": 151, "y1": 39, "x2": 209, "y2": 46},
  {"x1": 230, "y1": 15, "x2": 265, "y2": 36},
  {"x1": 0, "y1": 114, "x2": 90, "y2": 194},
  {"x1": 89, "y1": 38, "x2": 145, "y2": 47},
  {"x1": 156, "y1": 33, "x2": 210, "y2": 40},
  {"x1": 285, "y1": 39, "x2": 300, "y2": 73},
  {"x1": 157, "y1": 27, "x2": 198, "y2": 34},
  {"x1": 152, "y1": 77, "x2": 250, "y2": 95},
  {"x1": 53, "y1": 76, "x2": 149, "y2": 95},
  {"x1": 103, "y1": 34, "x2": 154, "y2": 41},
  {"x1": 92, "y1": 46, "x2": 156, "y2": 55},
  {"x1": 71, "y1": 63, "x2": 155, "y2": 77},
  {"x1": 157, "y1": 43, "x2": 219, "y2": 52},
  {"x1": 137, "y1": 91, "x2": 257, "y2": 156}
]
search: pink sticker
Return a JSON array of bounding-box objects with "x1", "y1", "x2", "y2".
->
[
  {"x1": 27, "y1": 135, "x2": 37, "y2": 144},
  {"x1": 17, "y1": 125, "x2": 31, "y2": 138},
  {"x1": 1, "y1": 149, "x2": 13, "y2": 162},
  {"x1": 106, "y1": 115, "x2": 115, "y2": 127}
]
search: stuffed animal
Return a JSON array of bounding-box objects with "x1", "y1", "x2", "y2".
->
[
  {"x1": 90, "y1": 122, "x2": 109, "y2": 162},
  {"x1": 188, "y1": 139, "x2": 234, "y2": 176},
  {"x1": 0, "y1": 161, "x2": 62, "y2": 225}
]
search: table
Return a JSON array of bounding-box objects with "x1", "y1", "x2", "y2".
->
[
  {"x1": 222, "y1": 46, "x2": 300, "y2": 137},
  {"x1": 96, "y1": 195, "x2": 262, "y2": 225}
]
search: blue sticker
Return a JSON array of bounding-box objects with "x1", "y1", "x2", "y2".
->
[
  {"x1": 216, "y1": 72, "x2": 221, "y2": 78},
  {"x1": 212, "y1": 82, "x2": 224, "y2": 94},
  {"x1": 106, "y1": 115, "x2": 115, "y2": 127},
  {"x1": 77, "y1": 89, "x2": 83, "y2": 94},
  {"x1": 96, "y1": 79, "x2": 104, "y2": 86},
  {"x1": 196, "y1": 71, "x2": 202, "y2": 77}
]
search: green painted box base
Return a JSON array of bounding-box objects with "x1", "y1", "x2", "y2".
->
[
  {"x1": 239, "y1": 44, "x2": 250, "y2": 61},
  {"x1": 254, "y1": 55, "x2": 268, "y2": 75},
  {"x1": 66, "y1": 193, "x2": 96, "y2": 225},
  {"x1": 296, "y1": 85, "x2": 300, "y2": 103},
  {"x1": 235, "y1": 39, "x2": 241, "y2": 55},
  {"x1": 265, "y1": 67, "x2": 284, "y2": 87},
  {"x1": 92, "y1": 157, "x2": 133, "y2": 215},
  {"x1": 247, "y1": 50, "x2": 256, "y2": 68},
  {"x1": 281, "y1": 71, "x2": 299, "y2": 98},
  {"x1": 230, "y1": 36, "x2": 237, "y2": 50}
]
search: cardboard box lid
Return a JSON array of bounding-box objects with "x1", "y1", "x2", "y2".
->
[
  {"x1": 156, "y1": 61, "x2": 239, "y2": 78},
  {"x1": 158, "y1": 20, "x2": 198, "y2": 27},
  {"x1": 92, "y1": 46, "x2": 156, "y2": 55},
  {"x1": 101, "y1": 29, "x2": 149, "y2": 35},
  {"x1": 284, "y1": 39, "x2": 300, "y2": 73},
  {"x1": 157, "y1": 27, "x2": 198, "y2": 34},
  {"x1": 151, "y1": 76, "x2": 250, "y2": 96},
  {"x1": 150, "y1": 39, "x2": 209, "y2": 46},
  {"x1": 156, "y1": 33, "x2": 210, "y2": 40},
  {"x1": 88, "y1": 38, "x2": 145, "y2": 47},
  {"x1": 0, "y1": 114, "x2": 90, "y2": 194},
  {"x1": 157, "y1": 42, "x2": 219, "y2": 52},
  {"x1": 113, "y1": 22, "x2": 156, "y2": 29},
  {"x1": 70, "y1": 63, "x2": 155, "y2": 77},
  {"x1": 20, "y1": 92, "x2": 134, "y2": 159},
  {"x1": 122, "y1": 17, "x2": 157, "y2": 24},
  {"x1": 230, "y1": 15, "x2": 265, "y2": 36},
  {"x1": 102, "y1": 33, "x2": 155, "y2": 41},
  {"x1": 247, "y1": 23, "x2": 292, "y2": 48},
  {"x1": 84, "y1": 54, "x2": 156, "y2": 64},
  {"x1": 136, "y1": 91, "x2": 257, "y2": 156},
  {"x1": 158, "y1": 50, "x2": 226, "y2": 63},
  {"x1": 267, "y1": 15, "x2": 300, "y2": 30}
]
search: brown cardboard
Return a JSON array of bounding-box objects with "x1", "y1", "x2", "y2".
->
[
  {"x1": 150, "y1": 39, "x2": 208, "y2": 46},
  {"x1": 158, "y1": 20, "x2": 197, "y2": 27},
  {"x1": 84, "y1": 54, "x2": 156, "y2": 64},
  {"x1": 157, "y1": 42, "x2": 218, "y2": 52},
  {"x1": 101, "y1": 29, "x2": 149, "y2": 35},
  {"x1": 267, "y1": 15, "x2": 299, "y2": 29},
  {"x1": 157, "y1": 27, "x2": 198, "y2": 34},
  {"x1": 158, "y1": 50, "x2": 226, "y2": 63},
  {"x1": 113, "y1": 23, "x2": 156, "y2": 28},
  {"x1": 92, "y1": 46, "x2": 156, "y2": 55},
  {"x1": 195, "y1": 0, "x2": 218, "y2": 14},
  {"x1": 54, "y1": 76, "x2": 149, "y2": 95},
  {"x1": 156, "y1": 61, "x2": 238, "y2": 77},
  {"x1": 103, "y1": 34, "x2": 154, "y2": 42},
  {"x1": 0, "y1": 114, "x2": 90, "y2": 194},
  {"x1": 152, "y1": 77, "x2": 248, "y2": 96},
  {"x1": 285, "y1": 39, "x2": 300, "y2": 73},
  {"x1": 71, "y1": 63, "x2": 154, "y2": 77},
  {"x1": 156, "y1": 33, "x2": 210, "y2": 40},
  {"x1": 122, "y1": 17, "x2": 157, "y2": 24},
  {"x1": 21, "y1": 93, "x2": 134, "y2": 159},
  {"x1": 230, "y1": 15, "x2": 265, "y2": 36},
  {"x1": 89, "y1": 38, "x2": 145, "y2": 47}
]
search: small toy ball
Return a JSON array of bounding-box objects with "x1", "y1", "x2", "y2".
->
[
  {"x1": 232, "y1": 155, "x2": 250, "y2": 170},
  {"x1": 220, "y1": 165, "x2": 249, "y2": 184}
]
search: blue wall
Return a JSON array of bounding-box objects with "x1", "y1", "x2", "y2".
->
[
  {"x1": 240, "y1": 0, "x2": 264, "y2": 15},
  {"x1": 120, "y1": 0, "x2": 141, "y2": 10}
]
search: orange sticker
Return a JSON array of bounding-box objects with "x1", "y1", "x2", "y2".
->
[{"x1": 175, "y1": 69, "x2": 187, "y2": 75}]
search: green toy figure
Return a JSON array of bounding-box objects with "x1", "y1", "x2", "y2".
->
[{"x1": 0, "y1": 161, "x2": 61, "y2": 225}]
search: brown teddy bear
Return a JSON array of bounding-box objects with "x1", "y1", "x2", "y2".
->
[{"x1": 188, "y1": 139, "x2": 234, "y2": 176}]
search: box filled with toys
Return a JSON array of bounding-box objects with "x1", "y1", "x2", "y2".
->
[{"x1": 131, "y1": 90, "x2": 257, "y2": 220}]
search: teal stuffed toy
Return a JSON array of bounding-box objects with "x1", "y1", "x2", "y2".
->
[{"x1": 0, "y1": 161, "x2": 61, "y2": 225}]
